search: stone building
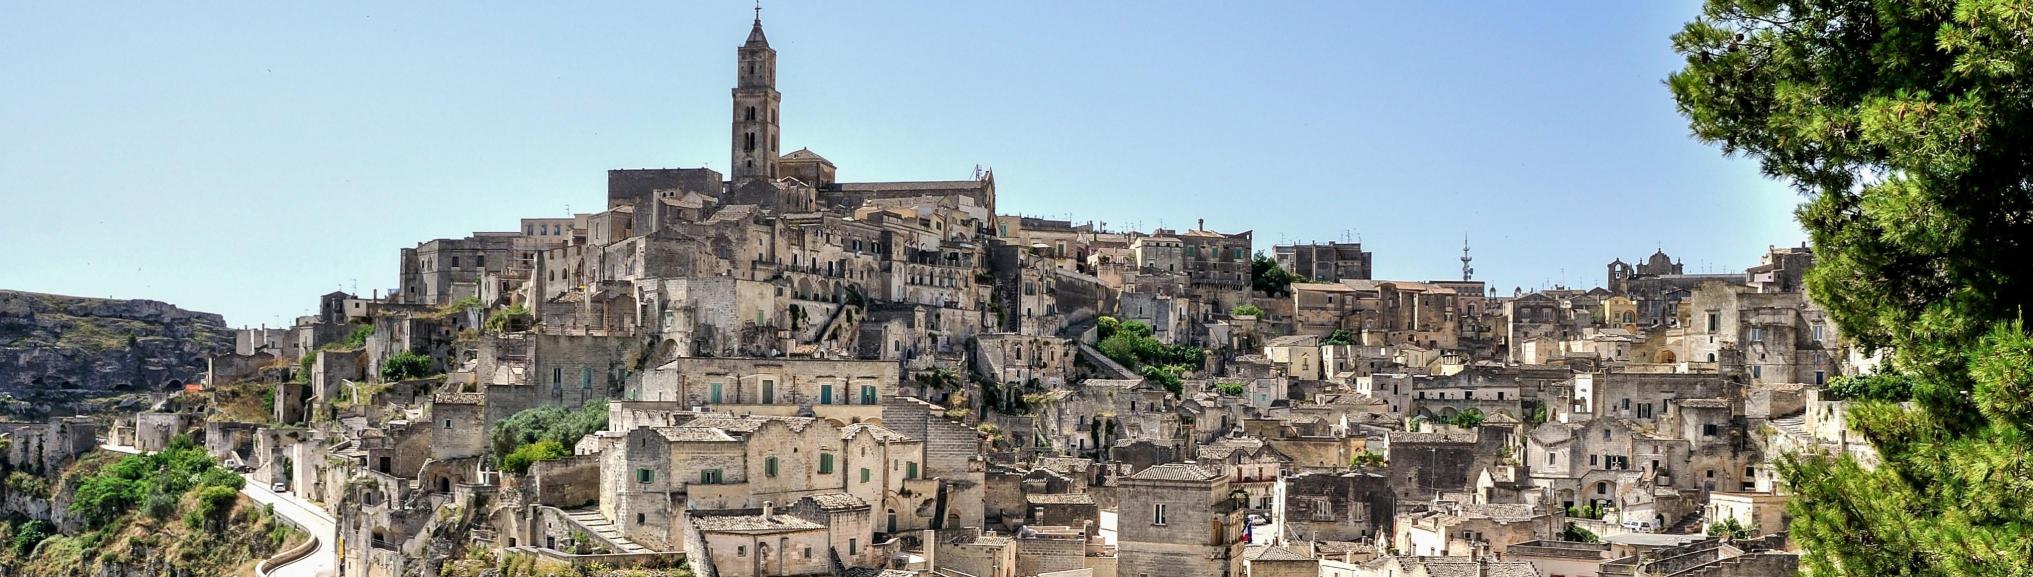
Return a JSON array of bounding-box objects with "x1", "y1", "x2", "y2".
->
[
  {"x1": 636, "y1": 357, "x2": 900, "y2": 424},
  {"x1": 1275, "y1": 241, "x2": 1373, "y2": 282},
  {"x1": 1116, "y1": 463, "x2": 1244, "y2": 577}
]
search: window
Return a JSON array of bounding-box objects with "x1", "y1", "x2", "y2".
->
[
  {"x1": 1751, "y1": 365, "x2": 1763, "y2": 379},
  {"x1": 820, "y1": 453, "x2": 834, "y2": 474},
  {"x1": 1152, "y1": 503, "x2": 1168, "y2": 526},
  {"x1": 1703, "y1": 424, "x2": 1719, "y2": 437},
  {"x1": 637, "y1": 468, "x2": 652, "y2": 484},
  {"x1": 905, "y1": 462, "x2": 918, "y2": 480},
  {"x1": 1590, "y1": 454, "x2": 1599, "y2": 466},
  {"x1": 848, "y1": 539, "x2": 856, "y2": 555},
  {"x1": 821, "y1": 384, "x2": 833, "y2": 404},
  {"x1": 766, "y1": 457, "x2": 779, "y2": 477},
  {"x1": 1596, "y1": 481, "x2": 1609, "y2": 495},
  {"x1": 1812, "y1": 324, "x2": 1825, "y2": 342},
  {"x1": 861, "y1": 385, "x2": 877, "y2": 405},
  {"x1": 443, "y1": 419, "x2": 452, "y2": 429},
  {"x1": 700, "y1": 469, "x2": 723, "y2": 484},
  {"x1": 1749, "y1": 327, "x2": 1764, "y2": 342},
  {"x1": 762, "y1": 380, "x2": 775, "y2": 404},
  {"x1": 860, "y1": 468, "x2": 871, "y2": 483},
  {"x1": 710, "y1": 382, "x2": 723, "y2": 403},
  {"x1": 553, "y1": 367, "x2": 563, "y2": 385},
  {"x1": 452, "y1": 256, "x2": 461, "y2": 268},
  {"x1": 738, "y1": 546, "x2": 747, "y2": 557},
  {"x1": 637, "y1": 513, "x2": 645, "y2": 524},
  {"x1": 581, "y1": 367, "x2": 592, "y2": 391},
  {"x1": 1814, "y1": 370, "x2": 1826, "y2": 386},
  {"x1": 1548, "y1": 453, "x2": 1557, "y2": 466},
  {"x1": 1707, "y1": 312, "x2": 1720, "y2": 332}
]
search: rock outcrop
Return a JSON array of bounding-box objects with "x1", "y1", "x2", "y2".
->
[{"x1": 0, "y1": 290, "x2": 232, "y2": 415}]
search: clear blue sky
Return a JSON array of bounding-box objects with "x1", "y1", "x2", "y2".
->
[{"x1": 0, "y1": 1, "x2": 1802, "y2": 328}]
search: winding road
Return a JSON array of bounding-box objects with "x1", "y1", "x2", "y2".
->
[{"x1": 100, "y1": 444, "x2": 338, "y2": 577}]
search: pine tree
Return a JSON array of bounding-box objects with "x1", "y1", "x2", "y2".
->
[{"x1": 1669, "y1": 1, "x2": 2033, "y2": 575}]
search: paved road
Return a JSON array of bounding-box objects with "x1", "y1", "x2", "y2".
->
[
  {"x1": 244, "y1": 478, "x2": 338, "y2": 577},
  {"x1": 100, "y1": 444, "x2": 337, "y2": 577}
]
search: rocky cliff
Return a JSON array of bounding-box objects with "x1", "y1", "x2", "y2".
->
[{"x1": 0, "y1": 290, "x2": 232, "y2": 416}]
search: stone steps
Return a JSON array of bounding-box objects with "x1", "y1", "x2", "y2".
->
[{"x1": 561, "y1": 508, "x2": 653, "y2": 554}]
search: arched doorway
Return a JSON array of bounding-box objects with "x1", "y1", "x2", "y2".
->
[
  {"x1": 1656, "y1": 350, "x2": 1677, "y2": 363},
  {"x1": 886, "y1": 508, "x2": 898, "y2": 533}
]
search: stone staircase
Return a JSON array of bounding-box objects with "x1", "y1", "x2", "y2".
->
[
  {"x1": 1665, "y1": 510, "x2": 1705, "y2": 534},
  {"x1": 560, "y1": 508, "x2": 653, "y2": 554}
]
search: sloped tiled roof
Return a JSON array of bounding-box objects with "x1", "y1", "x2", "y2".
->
[
  {"x1": 691, "y1": 514, "x2": 823, "y2": 534},
  {"x1": 652, "y1": 427, "x2": 737, "y2": 443},
  {"x1": 1025, "y1": 493, "x2": 1096, "y2": 505},
  {"x1": 1128, "y1": 462, "x2": 1221, "y2": 482},
  {"x1": 1390, "y1": 430, "x2": 1477, "y2": 444},
  {"x1": 842, "y1": 422, "x2": 915, "y2": 442},
  {"x1": 805, "y1": 492, "x2": 868, "y2": 511},
  {"x1": 432, "y1": 392, "x2": 483, "y2": 405},
  {"x1": 1247, "y1": 545, "x2": 1317, "y2": 562}
]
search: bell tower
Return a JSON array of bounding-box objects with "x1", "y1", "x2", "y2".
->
[{"x1": 731, "y1": 6, "x2": 780, "y2": 185}]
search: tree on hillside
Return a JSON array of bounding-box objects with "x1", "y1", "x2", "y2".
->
[
  {"x1": 1671, "y1": 2, "x2": 2033, "y2": 575},
  {"x1": 1251, "y1": 253, "x2": 1299, "y2": 297}
]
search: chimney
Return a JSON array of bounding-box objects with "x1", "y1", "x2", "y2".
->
[
  {"x1": 762, "y1": 500, "x2": 774, "y2": 518},
  {"x1": 1197, "y1": 218, "x2": 1205, "y2": 231}
]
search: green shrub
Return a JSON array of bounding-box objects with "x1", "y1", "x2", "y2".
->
[
  {"x1": 382, "y1": 351, "x2": 434, "y2": 381},
  {"x1": 67, "y1": 434, "x2": 242, "y2": 529},
  {"x1": 490, "y1": 401, "x2": 608, "y2": 463},
  {"x1": 338, "y1": 324, "x2": 374, "y2": 349},
  {"x1": 486, "y1": 304, "x2": 534, "y2": 333},
  {"x1": 1562, "y1": 522, "x2": 1599, "y2": 543},
  {"x1": 10, "y1": 520, "x2": 50, "y2": 556},
  {"x1": 1216, "y1": 382, "x2": 1246, "y2": 396},
  {"x1": 1231, "y1": 304, "x2": 1263, "y2": 317},
  {"x1": 502, "y1": 440, "x2": 571, "y2": 475}
]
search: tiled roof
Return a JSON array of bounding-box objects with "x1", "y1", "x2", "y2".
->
[
  {"x1": 691, "y1": 514, "x2": 824, "y2": 534},
  {"x1": 1416, "y1": 560, "x2": 1538, "y2": 577},
  {"x1": 1456, "y1": 503, "x2": 1542, "y2": 523},
  {"x1": 1247, "y1": 545, "x2": 1317, "y2": 562},
  {"x1": 1025, "y1": 493, "x2": 1096, "y2": 505},
  {"x1": 842, "y1": 422, "x2": 915, "y2": 442},
  {"x1": 1390, "y1": 431, "x2": 1477, "y2": 444},
  {"x1": 652, "y1": 427, "x2": 736, "y2": 442},
  {"x1": 432, "y1": 392, "x2": 483, "y2": 405},
  {"x1": 680, "y1": 415, "x2": 819, "y2": 434},
  {"x1": 805, "y1": 492, "x2": 868, "y2": 511},
  {"x1": 1038, "y1": 457, "x2": 1093, "y2": 474},
  {"x1": 780, "y1": 148, "x2": 832, "y2": 164},
  {"x1": 1128, "y1": 462, "x2": 1222, "y2": 482}
]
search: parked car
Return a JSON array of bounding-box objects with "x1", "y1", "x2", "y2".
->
[
  {"x1": 271, "y1": 482, "x2": 288, "y2": 493},
  {"x1": 1247, "y1": 514, "x2": 1270, "y2": 526},
  {"x1": 1621, "y1": 520, "x2": 1653, "y2": 533}
]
